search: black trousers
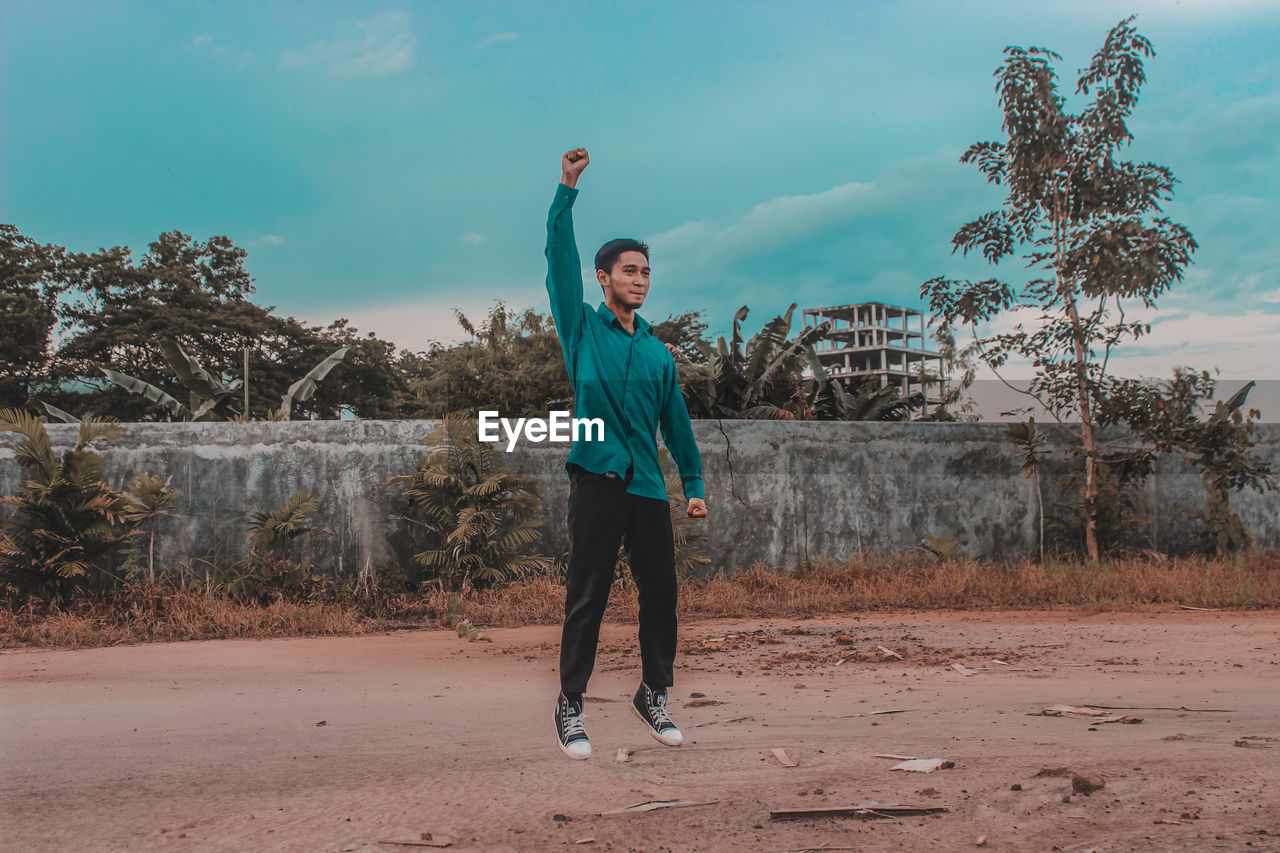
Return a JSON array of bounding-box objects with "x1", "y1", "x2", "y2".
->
[{"x1": 560, "y1": 466, "x2": 677, "y2": 695}]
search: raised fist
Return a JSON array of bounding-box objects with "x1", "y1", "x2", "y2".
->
[{"x1": 561, "y1": 148, "x2": 589, "y2": 187}]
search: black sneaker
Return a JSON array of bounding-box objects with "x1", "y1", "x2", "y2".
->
[
  {"x1": 555, "y1": 692, "x2": 591, "y2": 760},
  {"x1": 631, "y1": 683, "x2": 683, "y2": 746}
]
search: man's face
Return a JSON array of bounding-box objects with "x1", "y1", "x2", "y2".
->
[{"x1": 597, "y1": 251, "x2": 650, "y2": 311}]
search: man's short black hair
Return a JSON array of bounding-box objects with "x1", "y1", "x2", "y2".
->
[{"x1": 594, "y1": 238, "x2": 649, "y2": 274}]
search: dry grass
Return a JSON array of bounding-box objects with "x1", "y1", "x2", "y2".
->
[{"x1": 2, "y1": 551, "x2": 1277, "y2": 649}]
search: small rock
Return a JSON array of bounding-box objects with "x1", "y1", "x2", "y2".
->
[
  {"x1": 1010, "y1": 783, "x2": 1023, "y2": 791},
  {"x1": 975, "y1": 836, "x2": 988, "y2": 847},
  {"x1": 1072, "y1": 773, "x2": 1106, "y2": 796},
  {"x1": 553, "y1": 814, "x2": 572, "y2": 822}
]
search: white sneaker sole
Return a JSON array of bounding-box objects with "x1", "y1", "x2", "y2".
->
[
  {"x1": 630, "y1": 701, "x2": 684, "y2": 747},
  {"x1": 558, "y1": 738, "x2": 591, "y2": 760}
]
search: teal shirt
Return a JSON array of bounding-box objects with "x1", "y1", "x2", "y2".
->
[{"x1": 544, "y1": 182, "x2": 704, "y2": 503}]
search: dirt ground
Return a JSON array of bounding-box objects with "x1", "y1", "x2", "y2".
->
[{"x1": 3, "y1": 610, "x2": 1279, "y2": 853}]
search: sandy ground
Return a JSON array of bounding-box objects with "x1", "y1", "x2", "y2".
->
[{"x1": 2, "y1": 610, "x2": 1279, "y2": 853}]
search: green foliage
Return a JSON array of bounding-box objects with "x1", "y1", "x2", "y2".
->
[
  {"x1": 651, "y1": 311, "x2": 711, "y2": 364},
  {"x1": 0, "y1": 226, "x2": 403, "y2": 421},
  {"x1": 0, "y1": 408, "x2": 139, "y2": 604},
  {"x1": 384, "y1": 413, "x2": 554, "y2": 590},
  {"x1": 401, "y1": 303, "x2": 573, "y2": 419},
  {"x1": 0, "y1": 225, "x2": 67, "y2": 410},
  {"x1": 102, "y1": 337, "x2": 351, "y2": 422},
  {"x1": 921, "y1": 533, "x2": 964, "y2": 562},
  {"x1": 120, "y1": 473, "x2": 181, "y2": 582},
  {"x1": 1048, "y1": 456, "x2": 1151, "y2": 558},
  {"x1": 230, "y1": 488, "x2": 331, "y2": 603},
  {"x1": 921, "y1": 16, "x2": 1197, "y2": 560},
  {"x1": 1117, "y1": 370, "x2": 1275, "y2": 556},
  {"x1": 681, "y1": 304, "x2": 921, "y2": 421}
]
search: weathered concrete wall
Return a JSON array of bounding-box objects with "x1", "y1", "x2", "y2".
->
[{"x1": 2, "y1": 420, "x2": 1277, "y2": 578}]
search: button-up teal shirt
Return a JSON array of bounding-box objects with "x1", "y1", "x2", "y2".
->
[{"x1": 544, "y1": 182, "x2": 704, "y2": 503}]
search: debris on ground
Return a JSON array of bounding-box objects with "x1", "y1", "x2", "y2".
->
[
  {"x1": 917, "y1": 787, "x2": 942, "y2": 798},
  {"x1": 841, "y1": 709, "x2": 917, "y2": 719},
  {"x1": 693, "y1": 715, "x2": 753, "y2": 728},
  {"x1": 1034, "y1": 767, "x2": 1072, "y2": 777},
  {"x1": 951, "y1": 663, "x2": 977, "y2": 676},
  {"x1": 890, "y1": 758, "x2": 955, "y2": 773},
  {"x1": 770, "y1": 803, "x2": 950, "y2": 820},
  {"x1": 600, "y1": 800, "x2": 718, "y2": 816},
  {"x1": 771, "y1": 747, "x2": 798, "y2": 767},
  {"x1": 1233, "y1": 736, "x2": 1277, "y2": 748},
  {"x1": 877, "y1": 645, "x2": 902, "y2": 660},
  {"x1": 1031, "y1": 705, "x2": 1142, "y2": 723},
  {"x1": 684, "y1": 698, "x2": 723, "y2": 707},
  {"x1": 975, "y1": 835, "x2": 988, "y2": 847},
  {"x1": 375, "y1": 839, "x2": 452, "y2": 848},
  {"x1": 553, "y1": 814, "x2": 572, "y2": 822},
  {"x1": 573, "y1": 839, "x2": 596, "y2": 845},
  {"x1": 453, "y1": 619, "x2": 490, "y2": 642},
  {"x1": 614, "y1": 748, "x2": 633, "y2": 763},
  {"x1": 1071, "y1": 773, "x2": 1106, "y2": 795}
]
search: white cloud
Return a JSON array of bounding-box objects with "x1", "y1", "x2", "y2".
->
[
  {"x1": 248, "y1": 234, "x2": 284, "y2": 248},
  {"x1": 970, "y1": 302, "x2": 1280, "y2": 381},
  {"x1": 189, "y1": 33, "x2": 213, "y2": 49},
  {"x1": 279, "y1": 12, "x2": 416, "y2": 78},
  {"x1": 461, "y1": 232, "x2": 486, "y2": 245},
  {"x1": 482, "y1": 31, "x2": 518, "y2": 48},
  {"x1": 648, "y1": 180, "x2": 874, "y2": 258}
]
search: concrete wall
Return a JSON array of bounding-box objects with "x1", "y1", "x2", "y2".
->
[{"x1": 2, "y1": 420, "x2": 1277, "y2": 578}]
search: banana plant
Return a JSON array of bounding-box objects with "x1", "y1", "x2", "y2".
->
[
  {"x1": 99, "y1": 340, "x2": 350, "y2": 421},
  {"x1": 277, "y1": 346, "x2": 350, "y2": 420}
]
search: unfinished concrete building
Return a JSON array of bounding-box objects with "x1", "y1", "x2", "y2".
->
[{"x1": 802, "y1": 302, "x2": 947, "y2": 416}]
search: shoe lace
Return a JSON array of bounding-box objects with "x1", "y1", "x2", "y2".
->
[
  {"x1": 649, "y1": 689, "x2": 674, "y2": 729},
  {"x1": 560, "y1": 697, "x2": 586, "y2": 739}
]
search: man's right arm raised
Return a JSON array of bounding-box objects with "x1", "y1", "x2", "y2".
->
[{"x1": 545, "y1": 148, "x2": 590, "y2": 373}]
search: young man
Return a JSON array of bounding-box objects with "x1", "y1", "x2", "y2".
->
[{"x1": 546, "y1": 148, "x2": 708, "y2": 760}]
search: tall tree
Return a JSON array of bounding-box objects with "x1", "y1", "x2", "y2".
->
[
  {"x1": 0, "y1": 225, "x2": 67, "y2": 410},
  {"x1": 32, "y1": 229, "x2": 401, "y2": 420},
  {"x1": 921, "y1": 16, "x2": 1197, "y2": 561}
]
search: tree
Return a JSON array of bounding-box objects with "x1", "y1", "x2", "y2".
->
[
  {"x1": 383, "y1": 413, "x2": 554, "y2": 590},
  {"x1": 651, "y1": 311, "x2": 711, "y2": 364},
  {"x1": 680, "y1": 304, "x2": 921, "y2": 421},
  {"x1": 0, "y1": 408, "x2": 139, "y2": 604},
  {"x1": 42, "y1": 229, "x2": 402, "y2": 421},
  {"x1": 0, "y1": 226, "x2": 67, "y2": 410},
  {"x1": 921, "y1": 16, "x2": 1197, "y2": 561},
  {"x1": 401, "y1": 302, "x2": 573, "y2": 419}
]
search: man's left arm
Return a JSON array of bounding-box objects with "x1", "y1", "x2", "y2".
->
[{"x1": 658, "y1": 357, "x2": 707, "y2": 518}]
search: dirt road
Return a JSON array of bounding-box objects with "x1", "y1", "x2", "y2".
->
[{"x1": 3, "y1": 610, "x2": 1278, "y2": 852}]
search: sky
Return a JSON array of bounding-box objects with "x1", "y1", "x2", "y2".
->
[{"x1": 3, "y1": 0, "x2": 1278, "y2": 411}]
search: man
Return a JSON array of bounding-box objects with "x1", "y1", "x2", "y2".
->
[{"x1": 546, "y1": 148, "x2": 708, "y2": 760}]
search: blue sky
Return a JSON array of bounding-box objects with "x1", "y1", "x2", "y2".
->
[{"x1": 3, "y1": 0, "x2": 1278, "y2": 389}]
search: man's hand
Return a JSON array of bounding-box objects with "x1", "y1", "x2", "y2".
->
[
  {"x1": 686, "y1": 497, "x2": 708, "y2": 519},
  {"x1": 561, "y1": 148, "x2": 589, "y2": 188}
]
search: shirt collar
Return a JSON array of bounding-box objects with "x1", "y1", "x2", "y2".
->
[{"x1": 597, "y1": 302, "x2": 651, "y2": 336}]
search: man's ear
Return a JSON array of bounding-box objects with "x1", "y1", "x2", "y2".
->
[{"x1": 596, "y1": 268, "x2": 609, "y2": 288}]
